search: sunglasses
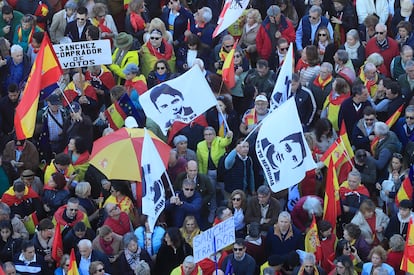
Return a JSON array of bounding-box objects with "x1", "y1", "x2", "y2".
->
[
  {"x1": 68, "y1": 208, "x2": 78, "y2": 212},
  {"x1": 97, "y1": 14, "x2": 105, "y2": 18},
  {"x1": 310, "y1": 16, "x2": 318, "y2": 20},
  {"x1": 223, "y1": 44, "x2": 233, "y2": 48},
  {"x1": 234, "y1": 55, "x2": 241, "y2": 58},
  {"x1": 406, "y1": 116, "x2": 414, "y2": 120},
  {"x1": 364, "y1": 118, "x2": 374, "y2": 121},
  {"x1": 76, "y1": 18, "x2": 86, "y2": 21},
  {"x1": 232, "y1": 197, "x2": 241, "y2": 201},
  {"x1": 318, "y1": 33, "x2": 327, "y2": 36},
  {"x1": 233, "y1": 247, "x2": 243, "y2": 251},
  {"x1": 375, "y1": 31, "x2": 385, "y2": 35},
  {"x1": 157, "y1": 66, "x2": 166, "y2": 70},
  {"x1": 95, "y1": 268, "x2": 105, "y2": 273},
  {"x1": 280, "y1": 47, "x2": 289, "y2": 51},
  {"x1": 150, "y1": 36, "x2": 161, "y2": 40},
  {"x1": 184, "y1": 188, "x2": 194, "y2": 191}
]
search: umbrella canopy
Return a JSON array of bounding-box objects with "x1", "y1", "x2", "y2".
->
[{"x1": 90, "y1": 128, "x2": 171, "y2": 181}]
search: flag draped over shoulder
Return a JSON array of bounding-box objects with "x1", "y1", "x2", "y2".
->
[
  {"x1": 213, "y1": 0, "x2": 250, "y2": 38},
  {"x1": 52, "y1": 222, "x2": 63, "y2": 264},
  {"x1": 139, "y1": 66, "x2": 217, "y2": 135},
  {"x1": 255, "y1": 98, "x2": 316, "y2": 193},
  {"x1": 14, "y1": 33, "x2": 62, "y2": 140},
  {"x1": 305, "y1": 215, "x2": 322, "y2": 262},
  {"x1": 370, "y1": 104, "x2": 404, "y2": 154},
  {"x1": 396, "y1": 177, "x2": 413, "y2": 207},
  {"x1": 222, "y1": 42, "x2": 237, "y2": 89},
  {"x1": 401, "y1": 217, "x2": 414, "y2": 273},
  {"x1": 270, "y1": 43, "x2": 293, "y2": 109},
  {"x1": 323, "y1": 159, "x2": 341, "y2": 232},
  {"x1": 68, "y1": 248, "x2": 79, "y2": 275},
  {"x1": 141, "y1": 128, "x2": 166, "y2": 232}
]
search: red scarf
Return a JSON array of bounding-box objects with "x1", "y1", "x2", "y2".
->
[
  {"x1": 312, "y1": 75, "x2": 333, "y2": 89},
  {"x1": 146, "y1": 39, "x2": 173, "y2": 60},
  {"x1": 130, "y1": 12, "x2": 145, "y2": 32},
  {"x1": 328, "y1": 90, "x2": 350, "y2": 105},
  {"x1": 99, "y1": 236, "x2": 114, "y2": 255},
  {"x1": 365, "y1": 78, "x2": 377, "y2": 97}
]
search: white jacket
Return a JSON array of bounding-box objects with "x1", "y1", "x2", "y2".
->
[
  {"x1": 351, "y1": 208, "x2": 390, "y2": 244},
  {"x1": 356, "y1": 0, "x2": 389, "y2": 24}
]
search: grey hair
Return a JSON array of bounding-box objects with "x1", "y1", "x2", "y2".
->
[
  {"x1": 406, "y1": 105, "x2": 414, "y2": 113},
  {"x1": 364, "y1": 62, "x2": 377, "y2": 74},
  {"x1": 203, "y1": 126, "x2": 216, "y2": 135},
  {"x1": 406, "y1": 59, "x2": 414, "y2": 69},
  {"x1": 347, "y1": 169, "x2": 361, "y2": 180},
  {"x1": 257, "y1": 185, "x2": 271, "y2": 196},
  {"x1": 309, "y1": 5, "x2": 322, "y2": 16},
  {"x1": 303, "y1": 252, "x2": 316, "y2": 264},
  {"x1": 401, "y1": 45, "x2": 413, "y2": 54},
  {"x1": 278, "y1": 211, "x2": 291, "y2": 222},
  {"x1": 374, "y1": 121, "x2": 389, "y2": 136},
  {"x1": 366, "y1": 53, "x2": 384, "y2": 66},
  {"x1": 376, "y1": 22, "x2": 387, "y2": 31},
  {"x1": 389, "y1": 234, "x2": 405, "y2": 251},
  {"x1": 123, "y1": 232, "x2": 138, "y2": 248},
  {"x1": 183, "y1": 255, "x2": 195, "y2": 264},
  {"x1": 336, "y1": 49, "x2": 349, "y2": 63},
  {"x1": 200, "y1": 7, "x2": 212, "y2": 23},
  {"x1": 78, "y1": 239, "x2": 92, "y2": 248},
  {"x1": 0, "y1": 202, "x2": 11, "y2": 216},
  {"x1": 321, "y1": 62, "x2": 333, "y2": 73},
  {"x1": 303, "y1": 197, "x2": 323, "y2": 216},
  {"x1": 346, "y1": 29, "x2": 359, "y2": 41},
  {"x1": 10, "y1": 44, "x2": 23, "y2": 55}
]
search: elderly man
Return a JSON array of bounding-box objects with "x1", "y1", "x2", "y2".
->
[
  {"x1": 394, "y1": 105, "x2": 414, "y2": 158},
  {"x1": 239, "y1": 95, "x2": 270, "y2": 137},
  {"x1": 221, "y1": 238, "x2": 256, "y2": 275},
  {"x1": 76, "y1": 239, "x2": 111, "y2": 275},
  {"x1": 358, "y1": 62, "x2": 383, "y2": 98},
  {"x1": 265, "y1": 211, "x2": 303, "y2": 257},
  {"x1": 245, "y1": 185, "x2": 281, "y2": 233},
  {"x1": 353, "y1": 149, "x2": 377, "y2": 192},
  {"x1": 103, "y1": 203, "x2": 131, "y2": 236},
  {"x1": 3, "y1": 261, "x2": 18, "y2": 275},
  {"x1": 242, "y1": 59, "x2": 277, "y2": 101},
  {"x1": 390, "y1": 45, "x2": 414, "y2": 80},
  {"x1": 53, "y1": 197, "x2": 90, "y2": 238},
  {"x1": 0, "y1": 202, "x2": 29, "y2": 240},
  {"x1": 167, "y1": 179, "x2": 202, "y2": 227},
  {"x1": 296, "y1": 5, "x2": 334, "y2": 53},
  {"x1": 292, "y1": 253, "x2": 325, "y2": 274},
  {"x1": 171, "y1": 255, "x2": 202, "y2": 275},
  {"x1": 334, "y1": 49, "x2": 356, "y2": 84},
  {"x1": 309, "y1": 62, "x2": 334, "y2": 113},
  {"x1": 0, "y1": 45, "x2": 30, "y2": 94},
  {"x1": 397, "y1": 59, "x2": 414, "y2": 103},
  {"x1": 191, "y1": 7, "x2": 215, "y2": 47},
  {"x1": 214, "y1": 34, "x2": 235, "y2": 75},
  {"x1": 365, "y1": 23, "x2": 399, "y2": 77}
]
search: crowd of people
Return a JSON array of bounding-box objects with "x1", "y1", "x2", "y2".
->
[{"x1": 0, "y1": 0, "x2": 413, "y2": 274}]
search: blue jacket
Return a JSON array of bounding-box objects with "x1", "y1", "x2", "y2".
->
[
  {"x1": 362, "y1": 262, "x2": 395, "y2": 275},
  {"x1": 166, "y1": 191, "x2": 202, "y2": 227},
  {"x1": 297, "y1": 15, "x2": 330, "y2": 50},
  {"x1": 134, "y1": 225, "x2": 165, "y2": 255},
  {"x1": 161, "y1": 6, "x2": 194, "y2": 45}
]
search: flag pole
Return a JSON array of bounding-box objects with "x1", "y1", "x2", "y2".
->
[
  {"x1": 164, "y1": 171, "x2": 175, "y2": 196},
  {"x1": 217, "y1": 105, "x2": 231, "y2": 133},
  {"x1": 336, "y1": 138, "x2": 355, "y2": 170}
]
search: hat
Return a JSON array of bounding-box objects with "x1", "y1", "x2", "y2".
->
[
  {"x1": 123, "y1": 63, "x2": 139, "y2": 75},
  {"x1": 21, "y1": 169, "x2": 35, "y2": 178},
  {"x1": 70, "y1": 101, "x2": 81, "y2": 112},
  {"x1": 114, "y1": 32, "x2": 133, "y2": 49},
  {"x1": 47, "y1": 93, "x2": 61, "y2": 105},
  {"x1": 268, "y1": 254, "x2": 285, "y2": 266},
  {"x1": 267, "y1": 5, "x2": 281, "y2": 16},
  {"x1": 255, "y1": 95, "x2": 268, "y2": 102},
  {"x1": 173, "y1": 135, "x2": 188, "y2": 146},
  {"x1": 401, "y1": 0, "x2": 413, "y2": 17},
  {"x1": 399, "y1": 199, "x2": 413, "y2": 209}
]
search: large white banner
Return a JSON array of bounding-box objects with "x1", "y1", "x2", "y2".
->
[
  {"x1": 139, "y1": 66, "x2": 217, "y2": 135},
  {"x1": 53, "y1": 40, "x2": 112, "y2": 69},
  {"x1": 270, "y1": 43, "x2": 293, "y2": 109},
  {"x1": 141, "y1": 128, "x2": 166, "y2": 232},
  {"x1": 256, "y1": 98, "x2": 316, "y2": 193},
  {"x1": 193, "y1": 217, "x2": 235, "y2": 263},
  {"x1": 213, "y1": 0, "x2": 250, "y2": 38}
]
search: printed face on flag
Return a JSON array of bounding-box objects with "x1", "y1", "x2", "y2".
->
[{"x1": 139, "y1": 66, "x2": 217, "y2": 135}]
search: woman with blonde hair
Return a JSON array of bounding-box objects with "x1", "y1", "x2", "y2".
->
[
  {"x1": 125, "y1": 0, "x2": 147, "y2": 44},
  {"x1": 179, "y1": 215, "x2": 201, "y2": 247},
  {"x1": 91, "y1": 3, "x2": 118, "y2": 44},
  {"x1": 92, "y1": 225, "x2": 123, "y2": 263},
  {"x1": 239, "y1": 9, "x2": 261, "y2": 67},
  {"x1": 143, "y1": 18, "x2": 172, "y2": 44}
]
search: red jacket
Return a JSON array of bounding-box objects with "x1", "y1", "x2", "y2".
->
[
  {"x1": 256, "y1": 16, "x2": 295, "y2": 60},
  {"x1": 386, "y1": 251, "x2": 404, "y2": 275},
  {"x1": 365, "y1": 37, "x2": 399, "y2": 77}
]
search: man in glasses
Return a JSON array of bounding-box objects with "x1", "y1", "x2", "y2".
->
[
  {"x1": 64, "y1": 6, "x2": 91, "y2": 42},
  {"x1": 76, "y1": 239, "x2": 112, "y2": 275},
  {"x1": 393, "y1": 105, "x2": 414, "y2": 160},
  {"x1": 309, "y1": 62, "x2": 334, "y2": 113},
  {"x1": 365, "y1": 23, "x2": 399, "y2": 78},
  {"x1": 221, "y1": 238, "x2": 256, "y2": 275},
  {"x1": 53, "y1": 197, "x2": 90, "y2": 238},
  {"x1": 166, "y1": 179, "x2": 202, "y2": 227},
  {"x1": 214, "y1": 34, "x2": 235, "y2": 75},
  {"x1": 296, "y1": 5, "x2": 333, "y2": 53},
  {"x1": 256, "y1": 5, "x2": 295, "y2": 69},
  {"x1": 352, "y1": 106, "x2": 377, "y2": 151}
]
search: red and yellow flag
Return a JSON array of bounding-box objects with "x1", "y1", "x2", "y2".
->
[
  {"x1": 52, "y1": 222, "x2": 63, "y2": 264},
  {"x1": 323, "y1": 159, "x2": 341, "y2": 232},
  {"x1": 321, "y1": 122, "x2": 354, "y2": 167},
  {"x1": 222, "y1": 41, "x2": 237, "y2": 90},
  {"x1": 401, "y1": 217, "x2": 414, "y2": 273},
  {"x1": 68, "y1": 248, "x2": 79, "y2": 275},
  {"x1": 305, "y1": 214, "x2": 322, "y2": 262},
  {"x1": 396, "y1": 177, "x2": 413, "y2": 207},
  {"x1": 14, "y1": 33, "x2": 62, "y2": 140},
  {"x1": 371, "y1": 104, "x2": 403, "y2": 154}
]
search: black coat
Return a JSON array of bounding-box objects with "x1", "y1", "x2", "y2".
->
[
  {"x1": 76, "y1": 250, "x2": 112, "y2": 274},
  {"x1": 64, "y1": 20, "x2": 92, "y2": 42},
  {"x1": 115, "y1": 249, "x2": 153, "y2": 275}
]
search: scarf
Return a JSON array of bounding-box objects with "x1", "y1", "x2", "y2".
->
[
  {"x1": 34, "y1": 1, "x2": 49, "y2": 30},
  {"x1": 344, "y1": 41, "x2": 360, "y2": 60},
  {"x1": 17, "y1": 26, "x2": 34, "y2": 43},
  {"x1": 364, "y1": 74, "x2": 378, "y2": 97},
  {"x1": 376, "y1": 38, "x2": 389, "y2": 50},
  {"x1": 180, "y1": 264, "x2": 199, "y2": 275},
  {"x1": 318, "y1": 41, "x2": 327, "y2": 56},
  {"x1": 146, "y1": 39, "x2": 173, "y2": 60},
  {"x1": 130, "y1": 12, "x2": 145, "y2": 32},
  {"x1": 313, "y1": 75, "x2": 332, "y2": 89},
  {"x1": 328, "y1": 90, "x2": 350, "y2": 105},
  {"x1": 297, "y1": 265, "x2": 320, "y2": 275},
  {"x1": 99, "y1": 236, "x2": 114, "y2": 255},
  {"x1": 244, "y1": 22, "x2": 258, "y2": 33},
  {"x1": 125, "y1": 247, "x2": 141, "y2": 271}
]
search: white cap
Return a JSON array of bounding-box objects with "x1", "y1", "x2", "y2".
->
[
  {"x1": 255, "y1": 95, "x2": 268, "y2": 102},
  {"x1": 125, "y1": 116, "x2": 138, "y2": 128}
]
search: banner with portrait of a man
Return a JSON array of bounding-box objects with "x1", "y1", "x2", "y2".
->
[{"x1": 139, "y1": 66, "x2": 217, "y2": 135}]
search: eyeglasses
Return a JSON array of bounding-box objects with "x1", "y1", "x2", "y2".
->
[
  {"x1": 156, "y1": 66, "x2": 166, "y2": 70},
  {"x1": 232, "y1": 197, "x2": 241, "y2": 201},
  {"x1": 76, "y1": 18, "x2": 86, "y2": 21},
  {"x1": 310, "y1": 16, "x2": 318, "y2": 20},
  {"x1": 223, "y1": 44, "x2": 233, "y2": 48},
  {"x1": 150, "y1": 36, "x2": 161, "y2": 40},
  {"x1": 406, "y1": 116, "x2": 414, "y2": 120},
  {"x1": 364, "y1": 118, "x2": 374, "y2": 121},
  {"x1": 95, "y1": 268, "x2": 105, "y2": 273},
  {"x1": 110, "y1": 206, "x2": 119, "y2": 212},
  {"x1": 280, "y1": 47, "x2": 289, "y2": 51},
  {"x1": 318, "y1": 33, "x2": 327, "y2": 36},
  {"x1": 234, "y1": 55, "x2": 241, "y2": 58},
  {"x1": 304, "y1": 265, "x2": 314, "y2": 268},
  {"x1": 233, "y1": 247, "x2": 244, "y2": 251},
  {"x1": 184, "y1": 188, "x2": 194, "y2": 191},
  {"x1": 375, "y1": 31, "x2": 385, "y2": 35},
  {"x1": 68, "y1": 208, "x2": 78, "y2": 212},
  {"x1": 64, "y1": 264, "x2": 70, "y2": 267},
  {"x1": 97, "y1": 14, "x2": 105, "y2": 18}
]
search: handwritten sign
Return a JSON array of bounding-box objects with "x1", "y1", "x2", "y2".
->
[
  {"x1": 53, "y1": 40, "x2": 112, "y2": 69},
  {"x1": 193, "y1": 217, "x2": 235, "y2": 263}
]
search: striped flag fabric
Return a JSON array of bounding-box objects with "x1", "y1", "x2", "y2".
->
[
  {"x1": 396, "y1": 177, "x2": 413, "y2": 207},
  {"x1": 51, "y1": 222, "x2": 63, "y2": 264},
  {"x1": 401, "y1": 217, "x2": 414, "y2": 273},
  {"x1": 67, "y1": 248, "x2": 79, "y2": 275},
  {"x1": 222, "y1": 41, "x2": 237, "y2": 89},
  {"x1": 305, "y1": 215, "x2": 322, "y2": 262},
  {"x1": 14, "y1": 33, "x2": 62, "y2": 140},
  {"x1": 323, "y1": 158, "x2": 341, "y2": 233}
]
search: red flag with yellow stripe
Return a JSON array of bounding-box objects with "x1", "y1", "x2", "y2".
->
[
  {"x1": 222, "y1": 41, "x2": 237, "y2": 89},
  {"x1": 305, "y1": 214, "x2": 322, "y2": 262},
  {"x1": 401, "y1": 217, "x2": 414, "y2": 273},
  {"x1": 396, "y1": 177, "x2": 413, "y2": 207},
  {"x1": 323, "y1": 159, "x2": 341, "y2": 233},
  {"x1": 68, "y1": 248, "x2": 79, "y2": 275}
]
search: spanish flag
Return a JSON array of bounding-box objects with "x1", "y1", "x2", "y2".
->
[
  {"x1": 222, "y1": 41, "x2": 237, "y2": 90},
  {"x1": 396, "y1": 177, "x2": 413, "y2": 207},
  {"x1": 52, "y1": 222, "x2": 63, "y2": 264},
  {"x1": 321, "y1": 122, "x2": 354, "y2": 167},
  {"x1": 371, "y1": 104, "x2": 403, "y2": 154},
  {"x1": 68, "y1": 248, "x2": 79, "y2": 275},
  {"x1": 14, "y1": 33, "x2": 62, "y2": 140},
  {"x1": 105, "y1": 101, "x2": 127, "y2": 130},
  {"x1": 323, "y1": 159, "x2": 341, "y2": 233},
  {"x1": 401, "y1": 217, "x2": 414, "y2": 273},
  {"x1": 305, "y1": 214, "x2": 322, "y2": 262}
]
